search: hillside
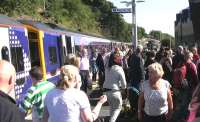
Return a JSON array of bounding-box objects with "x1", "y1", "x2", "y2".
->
[
  {"x1": 0, "y1": 0, "x2": 174, "y2": 45},
  {"x1": 0, "y1": 0, "x2": 134, "y2": 42}
]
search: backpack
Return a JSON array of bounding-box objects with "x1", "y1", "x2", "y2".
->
[{"x1": 173, "y1": 65, "x2": 187, "y2": 89}]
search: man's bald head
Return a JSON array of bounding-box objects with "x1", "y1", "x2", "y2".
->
[{"x1": 0, "y1": 60, "x2": 16, "y2": 95}]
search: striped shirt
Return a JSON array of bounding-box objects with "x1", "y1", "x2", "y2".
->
[{"x1": 20, "y1": 80, "x2": 55, "y2": 119}]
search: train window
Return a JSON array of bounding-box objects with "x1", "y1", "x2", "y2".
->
[
  {"x1": 48, "y1": 46, "x2": 57, "y2": 64},
  {"x1": 29, "y1": 42, "x2": 40, "y2": 66},
  {"x1": 1, "y1": 46, "x2": 10, "y2": 61},
  {"x1": 10, "y1": 47, "x2": 24, "y2": 72},
  {"x1": 65, "y1": 36, "x2": 72, "y2": 54},
  {"x1": 28, "y1": 32, "x2": 38, "y2": 40}
]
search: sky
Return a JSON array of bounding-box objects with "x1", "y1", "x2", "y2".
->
[{"x1": 107, "y1": 0, "x2": 189, "y2": 36}]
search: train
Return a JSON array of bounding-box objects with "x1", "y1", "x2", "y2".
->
[{"x1": 0, "y1": 15, "x2": 129, "y2": 102}]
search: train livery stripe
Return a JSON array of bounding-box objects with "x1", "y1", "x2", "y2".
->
[{"x1": 38, "y1": 31, "x2": 47, "y2": 80}]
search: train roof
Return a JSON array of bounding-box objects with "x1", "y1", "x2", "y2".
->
[
  {"x1": 17, "y1": 19, "x2": 122, "y2": 45},
  {"x1": 18, "y1": 19, "x2": 58, "y2": 33},
  {"x1": 45, "y1": 23, "x2": 112, "y2": 45},
  {"x1": 0, "y1": 15, "x2": 24, "y2": 27},
  {"x1": 45, "y1": 23, "x2": 116, "y2": 42}
]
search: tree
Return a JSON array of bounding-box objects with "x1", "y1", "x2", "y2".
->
[
  {"x1": 161, "y1": 39, "x2": 170, "y2": 47},
  {"x1": 0, "y1": 0, "x2": 136, "y2": 42},
  {"x1": 138, "y1": 26, "x2": 147, "y2": 39},
  {"x1": 149, "y1": 30, "x2": 162, "y2": 40}
]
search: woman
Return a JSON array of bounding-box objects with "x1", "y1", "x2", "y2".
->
[
  {"x1": 144, "y1": 50, "x2": 156, "y2": 80},
  {"x1": 64, "y1": 53, "x2": 81, "y2": 68},
  {"x1": 103, "y1": 52, "x2": 127, "y2": 122},
  {"x1": 138, "y1": 62, "x2": 173, "y2": 122},
  {"x1": 43, "y1": 65, "x2": 107, "y2": 122},
  {"x1": 64, "y1": 53, "x2": 82, "y2": 89},
  {"x1": 160, "y1": 50, "x2": 173, "y2": 83}
]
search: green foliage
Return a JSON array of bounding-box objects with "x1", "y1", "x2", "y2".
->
[
  {"x1": 149, "y1": 30, "x2": 175, "y2": 48},
  {"x1": 0, "y1": 0, "x2": 149, "y2": 42},
  {"x1": 45, "y1": 0, "x2": 100, "y2": 33},
  {"x1": 138, "y1": 26, "x2": 147, "y2": 39},
  {"x1": 161, "y1": 33, "x2": 175, "y2": 48},
  {"x1": 149, "y1": 30, "x2": 162, "y2": 40}
]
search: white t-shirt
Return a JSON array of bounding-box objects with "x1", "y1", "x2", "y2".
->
[
  {"x1": 141, "y1": 79, "x2": 171, "y2": 116},
  {"x1": 80, "y1": 57, "x2": 90, "y2": 70},
  {"x1": 44, "y1": 88, "x2": 91, "y2": 122}
]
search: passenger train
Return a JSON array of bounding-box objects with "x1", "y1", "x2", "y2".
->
[{"x1": 0, "y1": 15, "x2": 127, "y2": 103}]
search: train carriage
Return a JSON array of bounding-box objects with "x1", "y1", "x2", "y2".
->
[
  {"x1": 19, "y1": 20, "x2": 65, "y2": 84},
  {"x1": 0, "y1": 15, "x2": 124, "y2": 103}
]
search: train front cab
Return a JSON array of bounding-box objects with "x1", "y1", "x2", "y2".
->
[{"x1": 0, "y1": 16, "x2": 32, "y2": 103}]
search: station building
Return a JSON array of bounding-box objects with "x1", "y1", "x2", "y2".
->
[{"x1": 174, "y1": 7, "x2": 195, "y2": 48}]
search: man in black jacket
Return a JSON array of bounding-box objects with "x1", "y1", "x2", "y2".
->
[
  {"x1": 0, "y1": 60, "x2": 25, "y2": 122},
  {"x1": 128, "y1": 45, "x2": 145, "y2": 90},
  {"x1": 128, "y1": 45, "x2": 145, "y2": 117},
  {"x1": 96, "y1": 51, "x2": 105, "y2": 91}
]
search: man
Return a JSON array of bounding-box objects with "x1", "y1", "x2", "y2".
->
[
  {"x1": 128, "y1": 45, "x2": 145, "y2": 115},
  {"x1": 128, "y1": 45, "x2": 145, "y2": 90},
  {"x1": 172, "y1": 45, "x2": 184, "y2": 69},
  {"x1": 96, "y1": 49, "x2": 105, "y2": 91},
  {"x1": 0, "y1": 60, "x2": 25, "y2": 122},
  {"x1": 80, "y1": 48, "x2": 90, "y2": 93},
  {"x1": 19, "y1": 66, "x2": 55, "y2": 122}
]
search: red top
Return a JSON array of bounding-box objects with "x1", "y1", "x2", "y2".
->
[{"x1": 173, "y1": 65, "x2": 186, "y2": 88}]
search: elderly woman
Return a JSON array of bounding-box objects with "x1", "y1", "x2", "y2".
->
[
  {"x1": 138, "y1": 62, "x2": 173, "y2": 122},
  {"x1": 43, "y1": 65, "x2": 107, "y2": 122}
]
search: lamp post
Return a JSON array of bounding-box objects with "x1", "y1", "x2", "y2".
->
[
  {"x1": 132, "y1": 0, "x2": 137, "y2": 49},
  {"x1": 121, "y1": 0, "x2": 144, "y2": 49},
  {"x1": 43, "y1": 0, "x2": 46, "y2": 11}
]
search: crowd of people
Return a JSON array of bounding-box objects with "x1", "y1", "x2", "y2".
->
[
  {"x1": 0, "y1": 44, "x2": 200, "y2": 122},
  {"x1": 82, "y1": 44, "x2": 200, "y2": 122}
]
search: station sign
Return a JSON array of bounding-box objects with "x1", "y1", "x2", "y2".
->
[{"x1": 112, "y1": 8, "x2": 132, "y2": 13}]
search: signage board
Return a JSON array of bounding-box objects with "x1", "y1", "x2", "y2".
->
[{"x1": 112, "y1": 8, "x2": 132, "y2": 13}]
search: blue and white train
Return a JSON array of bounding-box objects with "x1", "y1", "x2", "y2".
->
[{"x1": 0, "y1": 15, "x2": 115, "y2": 103}]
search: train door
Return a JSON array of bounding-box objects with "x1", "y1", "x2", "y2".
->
[
  {"x1": 27, "y1": 29, "x2": 48, "y2": 81},
  {"x1": 28, "y1": 31, "x2": 41, "y2": 67},
  {"x1": 57, "y1": 35, "x2": 65, "y2": 66},
  {"x1": 71, "y1": 36, "x2": 75, "y2": 54},
  {"x1": 65, "y1": 36, "x2": 75, "y2": 55}
]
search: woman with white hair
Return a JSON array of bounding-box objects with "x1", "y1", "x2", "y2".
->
[
  {"x1": 138, "y1": 62, "x2": 173, "y2": 122},
  {"x1": 43, "y1": 65, "x2": 107, "y2": 122}
]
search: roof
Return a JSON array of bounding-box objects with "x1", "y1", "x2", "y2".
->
[
  {"x1": 0, "y1": 15, "x2": 23, "y2": 27},
  {"x1": 18, "y1": 19, "x2": 57, "y2": 32}
]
